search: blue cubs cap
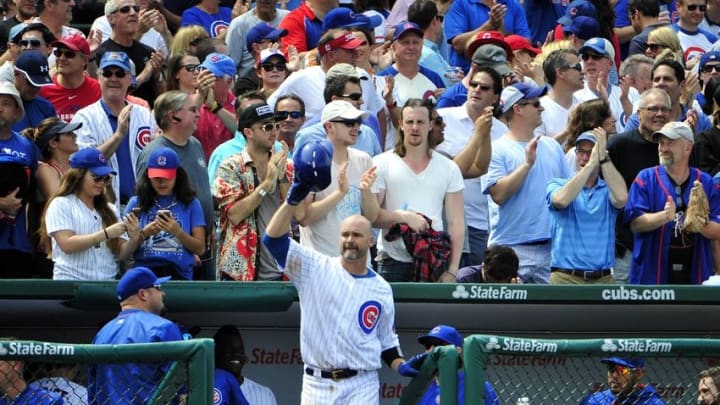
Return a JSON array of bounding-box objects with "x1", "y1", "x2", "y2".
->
[
  {"x1": 246, "y1": 23, "x2": 288, "y2": 52},
  {"x1": 575, "y1": 131, "x2": 597, "y2": 145},
  {"x1": 117, "y1": 267, "x2": 171, "y2": 302},
  {"x1": 70, "y1": 148, "x2": 117, "y2": 177},
  {"x1": 392, "y1": 22, "x2": 423, "y2": 42},
  {"x1": 418, "y1": 325, "x2": 463, "y2": 348},
  {"x1": 147, "y1": 147, "x2": 180, "y2": 180},
  {"x1": 200, "y1": 52, "x2": 237, "y2": 78},
  {"x1": 558, "y1": 0, "x2": 597, "y2": 26},
  {"x1": 700, "y1": 51, "x2": 720, "y2": 72},
  {"x1": 15, "y1": 50, "x2": 52, "y2": 87},
  {"x1": 99, "y1": 51, "x2": 131, "y2": 72},
  {"x1": 564, "y1": 16, "x2": 601, "y2": 40},
  {"x1": 601, "y1": 357, "x2": 645, "y2": 369},
  {"x1": 579, "y1": 37, "x2": 615, "y2": 61},
  {"x1": 500, "y1": 83, "x2": 548, "y2": 112},
  {"x1": 322, "y1": 7, "x2": 382, "y2": 32}
]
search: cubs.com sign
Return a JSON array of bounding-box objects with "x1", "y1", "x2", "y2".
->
[{"x1": 0, "y1": 341, "x2": 74, "y2": 356}]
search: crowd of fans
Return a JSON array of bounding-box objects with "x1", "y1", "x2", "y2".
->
[{"x1": 1, "y1": 0, "x2": 720, "y2": 285}]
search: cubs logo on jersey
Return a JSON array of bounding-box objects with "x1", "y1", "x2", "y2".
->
[
  {"x1": 213, "y1": 387, "x2": 223, "y2": 404},
  {"x1": 358, "y1": 300, "x2": 381, "y2": 334},
  {"x1": 211, "y1": 21, "x2": 229, "y2": 38},
  {"x1": 135, "y1": 126, "x2": 152, "y2": 150}
]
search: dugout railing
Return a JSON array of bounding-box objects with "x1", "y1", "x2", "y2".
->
[
  {"x1": 0, "y1": 338, "x2": 214, "y2": 405},
  {"x1": 399, "y1": 335, "x2": 720, "y2": 405}
]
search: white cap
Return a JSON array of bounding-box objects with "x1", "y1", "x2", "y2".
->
[
  {"x1": 258, "y1": 48, "x2": 287, "y2": 65},
  {"x1": 652, "y1": 121, "x2": 694, "y2": 143},
  {"x1": 0, "y1": 81, "x2": 24, "y2": 119},
  {"x1": 321, "y1": 100, "x2": 369, "y2": 123}
]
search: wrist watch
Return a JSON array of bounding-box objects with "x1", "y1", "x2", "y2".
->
[
  {"x1": 258, "y1": 188, "x2": 267, "y2": 198},
  {"x1": 209, "y1": 101, "x2": 222, "y2": 114},
  {"x1": 599, "y1": 156, "x2": 611, "y2": 164}
]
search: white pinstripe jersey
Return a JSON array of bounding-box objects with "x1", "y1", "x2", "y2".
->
[
  {"x1": 240, "y1": 377, "x2": 277, "y2": 405},
  {"x1": 284, "y1": 240, "x2": 399, "y2": 371}
]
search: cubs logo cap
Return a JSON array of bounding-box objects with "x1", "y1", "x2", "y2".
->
[
  {"x1": 70, "y1": 148, "x2": 117, "y2": 177},
  {"x1": 564, "y1": 16, "x2": 601, "y2": 41},
  {"x1": 601, "y1": 357, "x2": 645, "y2": 369},
  {"x1": 700, "y1": 51, "x2": 720, "y2": 72},
  {"x1": 147, "y1": 147, "x2": 180, "y2": 180},
  {"x1": 467, "y1": 30, "x2": 513, "y2": 61},
  {"x1": 579, "y1": 37, "x2": 615, "y2": 61},
  {"x1": 505, "y1": 34, "x2": 541, "y2": 56},
  {"x1": 200, "y1": 52, "x2": 237, "y2": 78},
  {"x1": 392, "y1": 22, "x2": 423, "y2": 42},
  {"x1": 117, "y1": 267, "x2": 171, "y2": 302},
  {"x1": 52, "y1": 33, "x2": 91, "y2": 56},
  {"x1": 15, "y1": 50, "x2": 52, "y2": 87},
  {"x1": 557, "y1": 0, "x2": 597, "y2": 26},
  {"x1": 245, "y1": 23, "x2": 288, "y2": 53},
  {"x1": 237, "y1": 102, "x2": 276, "y2": 131},
  {"x1": 322, "y1": 7, "x2": 382, "y2": 32},
  {"x1": 318, "y1": 32, "x2": 367, "y2": 56},
  {"x1": 499, "y1": 83, "x2": 548, "y2": 113},
  {"x1": 417, "y1": 325, "x2": 463, "y2": 348},
  {"x1": 99, "y1": 51, "x2": 132, "y2": 72},
  {"x1": 472, "y1": 45, "x2": 513, "y2": 76}
]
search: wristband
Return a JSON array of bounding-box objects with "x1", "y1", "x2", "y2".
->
[
  {"x1": 103, "y1": 228, "x2": 109, "y2": 240},
  {"x1": 599, "y1": 156, "x2": 611, "y2": 164},
  {"x1": 210, "y1": 101, "x2": 222, "y2": 114}
]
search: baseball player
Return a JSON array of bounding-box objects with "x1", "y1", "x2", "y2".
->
[
  {"x1": 579, "y1": 358, "x2": 665, "y2": 405},
  {"x1": 261, "y1": 141, "x2": 424, "y2": 404},
  {"x1": 88, "y1": 267, "x2": 182, "y2": 404}
]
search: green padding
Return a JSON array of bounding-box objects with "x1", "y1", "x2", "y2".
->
[{"x1": 398, "y1": 345, "x2": 459, "y2": 405}]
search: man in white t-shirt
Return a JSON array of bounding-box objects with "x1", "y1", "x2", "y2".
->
[
  {"x1": 536, "y1": 49, "x2": 584, "y2": 139},
  {"x1": 674, "y1": 0, "x2": 717, "y2": 62}
]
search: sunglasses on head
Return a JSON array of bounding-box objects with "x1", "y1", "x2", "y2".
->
[
  {"x1": 702, "y1": 64, "x2": 720, "y2": 73},
  {"x1": 257, "y1": 122, "x2": 281, "y2": 132},
  {"x1": 331, "y1": 118, "x2": 362, "y2": 127},
  {"x1": 113, "y1": 5, "x2": 140, "y2": 13},
  {"x1": 341, "y1": 92, "x2": 363, "y2": 101},
  {"x1": 686, "y1": 4, "x2": 707, "y2": 11},
  {"x1": 468, "y1": 81, "x2": 492, "y2": 91},
  {"x1": 92, "y1": 174, "x2": 112, "y2": 183},
  {"x1": 53, "y1": 48, "x2": 77, "y2": 59},
  {"x1": 19, "y1": 39, "x2": 42, "y2": 48},
  {"x1": 275, "y1": 111, "x2": 303, "y2": 120},
  {"x1": 260, "y1": 62, "x2": 286, "y2": 72},
  {"x1": 102, "y1": 69, "x2": 127, "y2": 78},
  {"x1": 581, "y1": 53, "x2": 606, "y2": 61}
]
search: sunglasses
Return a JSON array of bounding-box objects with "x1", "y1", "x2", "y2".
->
[
  {"x1": 101, "y1": 69, "x2": 127, "y2": 78},
  {"x1": 646, "y1": 43, "x2": 665, "y2": 52},
  {"x1": 275, "y1": 111, "x2": 303, "y2": 120},
  {"x1": 331, "y1": 118, "x2": 362, "y2": 127},
  {"x1": 607, "y1": 364, "x2": 633, "y2": 376},
  {"x1": 581, "y1": 53, "x2": 606, "y2": 61},
  {"x1": 257, "y1": 122, "x2": 280, "y2": 132},
  {"x1": 113, "y1": 5, "x2": 140, "y2": 13},
  {"x1": 53, "y1": 48, "x2": 77, "y2": 59},
  {"x1": 687, "y1": 4, "x2": 707, "y2": 11},
  {"x1": 180, "y1": 63, "x2": 200, "y2": 73},
  {"x1": 518, "y1": 100, "x2": 542, "y2": 108},
  {"x1": 469, "y1": 81, "x2": 492, "y2": 91},
  {"x1": 341, "y1": 92, "x2": 363, "y2": 101},
  {"x1": 702, "y1": 64, "x2": 720, "y2": 73},
  {"x1": 92, "y1": 174, "x2": 112, "y2": 184},
  {"x1": 19, "y1": 39, "x2": 43, "y2": 48},
  {"x1": 433, "y1": 116, "x2": 444, "y2": 126},
  {"x1": 564, "y1": 62, "x2": 583, "y2": 71},
  {"x1": 260, "y1": 62, "x2": 286, "y2": 72}
]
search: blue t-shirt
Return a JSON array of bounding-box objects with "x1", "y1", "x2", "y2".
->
[
  {"x1": 181, "y1": 6, "x2": 232, "y2": 37},
  {"x1": 444, "y1": 0, "x2": 531, "y2": 72},
  {"x1": 0, "y1": 131, "x2": 38, "y2": 253},
  {"x1": 89, "y1": 309, "x2": 183, "y2": 405},
  {"x1": 523, "y1": 0, "x2": 565, "y2": 47},
  {"x1": 13, "y1": 96, "x2": 56, "y2": 133},
  {"x1": 0, "y1": 385, "x2": 64, "y2": 405},
  {"x1": 213, "y1": 369, "x2": 249, "y2": 405},
  {"x1": 436, "y1": 81, "x2": 468, "y2": 108},
  {"x1": 124, "y1": 194, "x2": 206, "y2": 280},
  {"x1": 417, "y1": 371, "x2": 499, "y2": 405}
]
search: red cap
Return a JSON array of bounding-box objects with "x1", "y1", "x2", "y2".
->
[
  {"x1": 467, "y1": 31, "x2": 513, "y2": 61},
  {"x1": 318, "y1": 32, "x2": 366, "y2": 56},
  {"x1": 52, "y1": 33, "x2": 91, "y2": 56},
  {"x1": 505, "y1": 34, "x2": 541, "y2": 56}
]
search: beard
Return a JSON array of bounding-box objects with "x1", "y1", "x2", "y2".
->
[
  {"x1": 341, "y1": 243, "x2": 366, "y2": 261},
  {"x1": 659, "y1": 154, "x2": 674, "y2": 166}
]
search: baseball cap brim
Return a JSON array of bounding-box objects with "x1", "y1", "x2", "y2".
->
[
  {"x1": 265, "y1": 27, "x2": 288, "y2": 40},
  {"x1": 525, "y1": 86, "x2": 548, "y2": 99},
  {"x1": 52, "y1": 39, "x2": 86, "y2": 54},
  {"x1": 557, "y1": 15, "x2": 573, "y2": 26},
  {"x1": 338, "y1": 37, "x2": 366, "y2": 50},
  {"x1": 21, "y1": 71, "x2": 52, "y2": 87},
  {"x1": 154, "y1": 275, "x2": 172, "y2": 285},
  {"x1": 99, "y1": 61, "x2": 130, "y2": 71},
  {"x1": 575, "y1": 132, "x2": 597, "y2": 145},
  {"x1": 491, "y1": 62, "x2": 513, "y2": 76},
  {"x1": 88, "y1": 165, "x2": 117, "y2": 177},
  {"x1": 579, "y1": 43, "x2": 608, "y2": 56},
  {"x1": 148, "y1": 168, "x2": 177, "y2": 179}
]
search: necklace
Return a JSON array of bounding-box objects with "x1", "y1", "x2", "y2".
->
[{"x1": 154, "y1": 196, "x2": 177, "y2": 210}]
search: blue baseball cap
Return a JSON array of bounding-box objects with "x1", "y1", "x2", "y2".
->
[
  {"x1": 564, "y1": 16, "x2": 601, "y2": 40},
  {"x1": 99, "y1": 51, "x2": 131, "y2": 72},
  {"x1": 322, "y1": 7, "x2": 383, "y2": 32},
  {"x1": 579, "y1": 37, "x2": 615, "y2": 61},
  {"x1": 417, "y1": 325, "x2": 463, "y2": 348},
  {"x1": 147, "y1": 147, "x2": 180, "y2": 180},
  {"x1": 558, "y1": 0, "x2": 597, "y2": 26},
  {"x1": 246, "y1": 23, "x2": 288, "y2": 52},
  {"x1": 700, "y1": 51, "x2": 720, "y2": 72},
  {"x1": 200, "y1": 52, "x2": 237, "y2": 78},
  {"x1": 392, "y1": 22, "x2": 423, "y2": 42},
  {"x1": 601, "y1": 357, "x2": 645, "y2": 369},
  {"x1": 8, "y1": 23, "x2": 27, "y2": 43},
  {"x1": 116, "y1": 267, "x2": 171, "y2": 302},
  {"x1": 575, "y1": 131, "x2": 597, "y2": 145},
  {"x1": 69, "y1": 148, "x2": 117, "y2": 177},
  {"x1": 499, "y1": 83, "x2": 548, "y2": 112},
  {"x1": 14, "y1": 50, "x2": 52, "y2": 87}
]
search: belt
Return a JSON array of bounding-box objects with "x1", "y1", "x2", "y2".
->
[
  {"x1": 552, "y1": 268, "x2": 612, "y2": 280},
  {"x1": 518, "y1": 239, "x2": 550, "y2": 246},
  {"x1": 305, "y1": 367, "x2": 358, "y2": 381}
]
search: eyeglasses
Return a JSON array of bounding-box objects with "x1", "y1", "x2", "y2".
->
[
  {"x1": 256, "y1": 122, "x2": 280, "y2": 132},
  {"x1": 330, "y1": 118, "x2": 362, "y2": 127},
  {"x1": 433, "y1": 116, "x2": 444, "y2": 126},
  {"x1": 101, "y1": 69, "x2": 127, "y2": 78},
  {"x1": 639, "y1": 105, "x2": 671, "y2": 114},
  {"x1": 564, "y1": 62, "x2": 583, "y2": 72},
  {"x1": 260, "y1": 62, "x2": 286, "y2": 72},
  {"x1": 575, "y1": 148, "x2": 593, "y2": 157},
  {"x1": 53, "y1": 48, "x2": 77, "y2": 59},
  {"x1": 275, "y1": 111, "x2": 303, "y2": 120},
  {"x1": 518, "y1": 100, "x2": 542, "y2": 108},
  {"x1": 92, "y1": 174, "x2": 112, "y2": 184},
  {"x1": 581, "y1": 53, "x2": 606, "y2": 61},
  {"x1": 181, "y1": 64, "x2": 200, "y2": 73},
  {"x1": 340, "y1": 92, "x2": 363, "y2": 101},
  {"x1": 702, "y1": 64, "x2": 720, "y2": 73},
  {"x1": 607, "y1": 364, "x2": 633, "y2": 376},
  {"x1": 646, "y1": 43, "x2": 665, "y2": 52},
  {"x1": 686, "y1": 4, "x2": 707, "y2": 11},
  {"x1": 469, "y1": 81, "x2": 492, "y2": 91},
  {"x1": 113, "y1": 5, "x2": 140, "y2": 13},
  {"x1": 19, "y1": 39, "x2": 43, "y2": 48}
]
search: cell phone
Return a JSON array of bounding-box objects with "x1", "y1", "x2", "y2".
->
[
  {"x1": 131, "y1": 207, "x2": 142, "y2": 217},
  {"x1": 157, "y1": 210, "x2": 172, "y2": 220}
]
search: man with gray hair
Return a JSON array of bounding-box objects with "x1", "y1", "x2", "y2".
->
[
  {"x1": 619, "y1": 54, "x2": 654, "y2": 94},
  {"x1": 135, "y1": 91, "x2": 215, "y2": 280},
  {"x1": 698, "y1": 366, "x2": 720, "y2": 405},
  {"x1": 536, "y1": 48, "x2": 584, "y2": 139}
]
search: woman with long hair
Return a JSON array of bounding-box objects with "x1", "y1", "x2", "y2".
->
[
  {"x1": 555, "y1": 99, "x2": 616, "y2": 170},
  {"x1": 169, "y1": 25, "x2": 209, "y2": 57},
  {"x1": 125, "y1": 147, "x2": 205, "y2": 280},
  {"x1": 42, "y1": 148, "x2": 140, "y2": 280},
  {"x1": 646, "y1": 27, "x2": 684, "y2": 62},
  {"x1": 166, "y1": 53, "x2": 201, "y2": 93}
]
